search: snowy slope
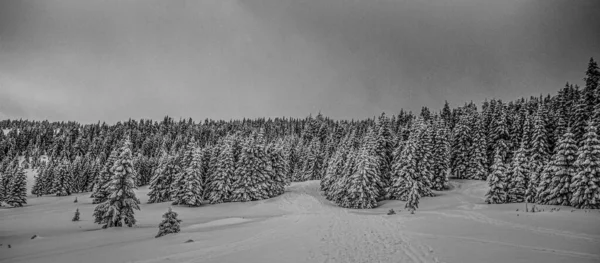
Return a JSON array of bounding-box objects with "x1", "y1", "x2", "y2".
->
[{"x1": 1, "y1": 178, "x2": 599, "y2": 263}]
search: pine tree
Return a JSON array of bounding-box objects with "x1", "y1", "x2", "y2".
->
[
  {"x1": 301, "y1": 137, "x2": 323, "y2": 181},
  {"x1": 451, "y1": 115, "x2": 472, "y2": 179},
  {"x1": 570, "y1": 122, "x2": 600, "y2": 209},
  {"x1": 155, "y1": 207, "x2": 182, "y2": 238},
  {"x1": 7, "y1": 166, "x2": 27, "y2": 207},
  {"x1": 147, "y1": 153, "x2": 180, "y2": 204},
  {"x1": 91, "y1": 149, "x2": 120, "y2": 204},
  {"x1": 467, "y1": 119, "x2": 488, "y2": 180},
  {"x1": 267, "y1": 143, "x2": 288, "y2": 197},
  {"x1": 72, "y1": 208, "x2": 80, "y2": 221},
  {"x1": 485, "y1": 151, "x2": 507, "y2": 204},
  {"x1": 538, "y1": 129, "x2": 578, "y2": 206},
  {"x1": 527, "y1": 105, "x2": 549, "y2": 202},
  {"x1": 405, "y1": 179, "x2": 420, "y2": 213},
  {"x1": 506, "y1": 142, "x2": 529, "y2": 203},
  {"x1": 388, "y1": 124, "x2": 433, "y2": 200},
  {"x1": 231, "y1": 135, "x2": 271, "y2": 202},
  {"x1": 52, "y1": 158, "x2": 73, "y2": 196},
  {"x1": 31, "y1": 163, "x2": 45, "y2": 196},
  {"x1": 0, "y1": 170, "x2": 6, "y2": 205},
  {"x1": 206, "y1": 142, "x2": 234, "y2": 204},
  {"x1": 341, "y1": 133, "x2": 380, "y2": 209},
  {"x1": 93, "y1": 139, "x2": 141, "y2": 228},
  {"x1": 431, "y1": 120, "x2": 450, "y2": 190},
  {"x1": 172, "y1": 146, "x2": 203, "y2": 207}
]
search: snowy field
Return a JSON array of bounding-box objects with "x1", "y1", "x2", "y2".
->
[{"x1": 1, "y1": 171, "x2": 599, "y2": 263}]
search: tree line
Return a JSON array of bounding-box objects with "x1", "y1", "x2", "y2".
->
[{"x1": 0, "y1": 57, "x2": 598, "y2": 228}]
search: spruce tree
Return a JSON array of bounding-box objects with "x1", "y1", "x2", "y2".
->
[
  {"x1": 52, "y1": 158, "x2": 73, "y2": 196},
  {"x1": 301, "y1": 137, "x2": 323, "y2": 181},
  {"x1": 31, "y1": 163, "x2": 45, "y2": 196},
  {"x1": 538, "y1": 129, "x2": 578, "y2": 206},
  {"x1": 506, "y1": 142, "x2": 529, "y2": 203},
  {"x1": 155, "y1": 207, "x2": 182, "y2": 238},
  {"x1": 527, "y1": 105, "x2": 549, "y2": 202},
  {"x1": 230, "y1": 135, "x2": 270, "y2": 202},
  {"x1": 431, "y1": 120, "x2": 450, "y2": 190},
  {"x1": 172, "y1": 146, "x2": 203, "y2": 207},
  {"x1": 388, "y1": 125, "x2": 433, "y2": 200},
  {"x1": 93, "y1": 139, "x2": 141, "y2": 228},
  {"x1": 91, "y1": 149, "x2": 119, "y2": 204},
  {"x1": 451, "y1": 115, "x2": 471, "y2": 179},
  {"x1": 342, "y1": 133, "x2": 380, "y2": 209},
  {"x1": 485, "y1": 151, "x2": 507, "y2": 204},
  {"x1": 7, "y1": 166, "x2": 27, "y2": 207},
  {"x1": 0, "y1": 170, "x2": 6, "y2": 205},
  {"x1": 267, "y1": 143, "x2": 288, "y2": 197},
  {"x1": 72, "y1": 208, "x2": 80, "y2": 221},
  {"x1": 405, "y1": 179, "x2": 420, "y2": 213},
  {"x1": 206, "y1": 142, "x2": 234, "y2": 204},
  {"x1": 467, "y1": 119, "x2": 488, "y2": 180},
  {"x1": 570, "y1": 122, "x2": 600, "y2": 209}
]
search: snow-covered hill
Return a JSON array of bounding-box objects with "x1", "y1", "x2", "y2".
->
[{"x1": 1, "y1": 179, "x2": 599, "y2": 263}]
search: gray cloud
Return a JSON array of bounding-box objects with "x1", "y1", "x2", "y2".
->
[{"x1": 0, "y1": 0, "x2": 599, "y2": 123}]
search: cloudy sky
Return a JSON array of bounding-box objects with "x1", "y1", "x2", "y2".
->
[{"x1": 0, "y1": 0, "x2": 599, "y2": 123}]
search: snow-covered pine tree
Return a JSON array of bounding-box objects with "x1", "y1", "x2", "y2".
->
[
  {"x1": 206, "y1": 141, "x2": 234, "y2": 204},
  {"x1": 7, "y1": 166, "x2": 27, "y2": 207},
  {"x1": 91, "y1": 148, "x2": 120, "y2": 204},
  {"x1": 147, "y1": 153, "x2": 180, "y2": 204},
  {"x1": 526, "y1": 105, "x2": 549, "y2": 203},
  {"x1": 230, "y1": 135, "x2": 270, "y2": 202},
  {"x1": 537, "y1": 128, "x2": 578, "y2": 206},
  {"x1": 72, "y1": 208, "x2": 80, "y2": 221},
  {"x1": 405, "y1": 178, "x2": 420, "y2": 213},
  {"x1": 387, "y1": 123, "x2": 433, "y2": 200},
  {"x1": 485, "y1": 151, "x2": 507, "y2": 204},
  {"x1": 170, "y1": 140, "x2": 197, "y2": 204},
  {"x1": 570, "y1": 122, "x2": 600, "y2": 209},
  {"x1": 431, "y1": 120, "x2": 450, "y2": 190},
  {"x1": 375, "y1": 113, "x2": 394, "y2": 197},
  {"x1": 467, "y1": 118, "x2": 488, "y2": 180},
  {"x1": 155, "y1": 207, "x2": 182, "y2": 238},
  {"x1": 416, "y1": 122, "x2": 435, "y2": 189},
  {"x1": 267, "y1": 142, "x2": 288, "y2": 197},
  {"x1": 172, "y1": 146, "x2": 203, "y2": 207},
  {"x1": 93, "y1": 139, "x2": 140, "y2": 228},
  {"x1": 321, "y1": 132, "x2": 352, "y2": 194},
  {"x1": 0, "y1": 170, "x2": 6, "y2": 205},
  {"x1": 330, "y1": 149, "x2": 357, "y2": 205},
  {"x1": 52, "y1": 158, "x2": 73, "y2": 196},
  {"x1": 451, "y1": 114, "x2": 472, "y2": 179},
  {"x1": 301, "y1": 137, "x2": 323, "y2": 181},
  {"x1": 31, "y1": 162, "x2": 46, "y2": 196},
  {"x1": 342, "y1": 131, "x2": 381, "y2": 209},
  {"x1": 506, "y1": 142, "x2": 529, "y2": 203}
]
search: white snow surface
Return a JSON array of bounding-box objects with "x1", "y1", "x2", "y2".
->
[{"x1": 1, "y1": 172, "x2": 600, "y2": 263}]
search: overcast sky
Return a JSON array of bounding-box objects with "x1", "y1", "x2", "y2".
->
[{"x1": 1, "y1": 0, "x2": 599, "y2": 123}]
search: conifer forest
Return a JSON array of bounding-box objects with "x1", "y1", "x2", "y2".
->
[
  {"x1": 0, "y1": 58, "x2": 598, "y2": 213},
  {"x1": 0, "y1": 58, "x2": 599, "y2": 263}
]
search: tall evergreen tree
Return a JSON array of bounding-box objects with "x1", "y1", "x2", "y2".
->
[
  {"x1": 91, "y1": 148, "x2": 120, "y2": 204},
  {"x1": 206, "y1": 142, "x2": 234, "y2": 204},
  {"x1": 172, "y1": 146, "x2": 203, "y2": 207},
  {"x1": 147, "y1": 153, "x2": 180, "y2": 204},
  {"x1": 267, "y1": 143, "x2": 288, "y2": 197},
  {"x1": 506, "y1": 142, "x2": 529, "y2": 203},
  {"x1": 537, "y1": 129, "x2": 578, "y2": 206},
  {"x1": 570, "y1": 122, "x2": 600, "y2": 209},
  {"x1": 431, "y1": 120, "x2": 450, "y2": 190},
  {"x1": 485, "y1": 151, "x2": 507, "y2": 204},
  {"x1": 93, "y1": 139, "x2": 140, "y2": 228},
  {"x1": 341, "y1": 132, "x2": 381, "y2": 209},
  {"x1": 230, "y1": 136, "x2": 270, "y2": 202},
  {"x1": 52, "y1": 158, "x2": 73, "y2": 196},
  {"x1": 7, "y1": 166, "x2": 27, "y2": 207},
  {"x1": 405, "y1": 179, "x2": 420, "y2": 213},
  {"x1": 451, "y1": 115, "x2": 471, "y2": 179},
  {"x1": 301, "y1": 137, "x2": 323, "y2": 181},
  {"x1": 467, "y1": 118, "x2": 488, "y2": 180}
]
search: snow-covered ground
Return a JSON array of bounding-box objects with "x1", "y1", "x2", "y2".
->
[{"x1": 1, "y1": 172, "x2": 599, "y2": 263}]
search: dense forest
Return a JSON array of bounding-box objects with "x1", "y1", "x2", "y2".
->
[{"x1": 0, "y1": 58, "x2": 598, "y2": 228}]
